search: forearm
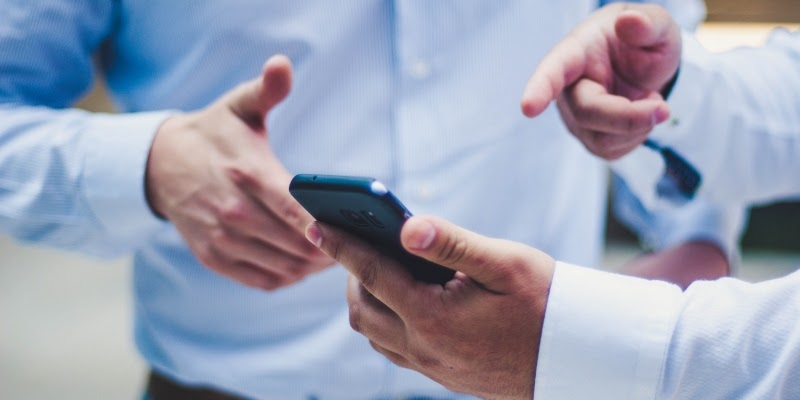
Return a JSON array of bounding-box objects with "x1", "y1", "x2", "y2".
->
[{"x1": 620, "y1": 240, "x2": 728, "y2": 289}]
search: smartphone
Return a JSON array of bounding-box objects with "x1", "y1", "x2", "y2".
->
[{"x1": 289, "y1": 174, "x2": 455, "y2": 285}]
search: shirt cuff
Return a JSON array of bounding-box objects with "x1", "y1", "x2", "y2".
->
[
  {"x1": 534, "y1": 262, "x2": 684, "y2": 400},
  {"x1": 82, "y1": 111, "x2": 173, "y2": 243}
]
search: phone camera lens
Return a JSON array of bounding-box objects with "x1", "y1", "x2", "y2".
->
[
  {"x1": 361, "y1": 211, "x2": 384, "y2": 228},
  {"x1": 341, "y1": 209, "x2": 370, "y2": 227}
]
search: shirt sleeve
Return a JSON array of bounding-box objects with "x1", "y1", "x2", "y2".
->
[
  {"x1": 613, "y1": 30, "x2": 800, "y2": 208},
  {"x1": 534, "y1": 262, "x2": 684, "y2": 399},
  {"x1": 534, "y1": 261, "x2": 800, "y2": 399},
  {"x1": 659, "y1": 270, "x2": 800, "y2": 399},
  {"x1": 0, "y1": 2, "x2": 170, "y2": 258}
]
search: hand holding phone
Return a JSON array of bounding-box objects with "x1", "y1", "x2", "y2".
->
[{"x1": 290, "y1": 174, "x2": 455, "y2": 285}]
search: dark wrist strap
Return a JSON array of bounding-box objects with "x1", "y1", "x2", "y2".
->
[{"x1": 660, "y1": 67, "x2": 680, "y2": 100}]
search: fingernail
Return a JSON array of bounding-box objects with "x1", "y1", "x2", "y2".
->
[
  {"x1": 654, "y1": 105, "x2": 670, "y2": 124},
  {"x1": 406, "y1": 219, "x2": 436, "y2": 250},
  {"x1": 305, "y1": 223, "x2": 322, "y2": 248}
]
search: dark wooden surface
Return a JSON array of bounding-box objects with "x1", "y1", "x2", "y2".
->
[{"x1": 706, "y1": 0, "x2": 800, "y2": 22}]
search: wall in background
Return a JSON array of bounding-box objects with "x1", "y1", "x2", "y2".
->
[{"x1": 706, "y1": 0, "x2": 800, "y2": 22}]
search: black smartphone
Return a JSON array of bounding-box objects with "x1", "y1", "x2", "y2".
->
[{"x1": 289, "y1": 174, "x2": 455, "y2": 285}]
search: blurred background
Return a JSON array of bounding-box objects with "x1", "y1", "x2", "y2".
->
[{"x1": 1, "y1": 2, "x2": 799, "y2": 399}]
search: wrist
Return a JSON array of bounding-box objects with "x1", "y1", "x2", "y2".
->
[{"x1": 145, "y1": 113, "x2": 190, "y2": 219}]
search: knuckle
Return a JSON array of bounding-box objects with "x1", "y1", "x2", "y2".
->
[
  {"x1": 310, "y1": 251, "x2": 333, "y2": 265},
  {"x1": 586, "y1": 132, "x2": 618, "y2": 160},
  {"x1": 622, "y1": 113, "x2": 652, "y2": 135},
  {"x1": 226, "y1": 163, "x2": 261, "y2": 189},
  {"x1": 641, "y1": 118, "x2": 656, "y2": 134},
  {"x1": 381, "y1": 348, "x2": 411, "y2": 369},
  {"x1": 358, "y1": 258, "x2": 382, "y2": 291},
  {"x1": 441, "y1": 382, "x2": 461, "y2": 394},
  {"x1": 593, "y1": 131, "x2": 620, "y2": 149},
  {"x1": 503, "y1": 250, "x2": 535, "y2": 285},
  {"x1": 409, "y1": 348, "x2": 442, "y2": 370},
  {"x1": 217, "y1": 198, "x2": 248, "y2": 225},
  {"x1": 246, "y1": 267, "x2": 285, "y2": 291},
  {"x1": 570, "y1": 100, "x2": 591, "y2": 121},
  {"x1": 626, "y1": 115, "x2": 638, "y2": 133},
  {"x1": 605, "y1": 148, "x2": 628, "y2": 161},
  {"x1": 436, "y1": 232, "x2": 468, "y2": 265},
  {"x1": 208, "y1": 228, "x2": 231, "y2": 250},
  {"x1": 288, "y1": 262, "x2": 310, "y2": 277},
  {"x1": 583, "y1": 141, "x2": 601, "y2": 158},
  {"x1": 272, "y1": 275, "x2": 300, "y2": 289},
  {"x1": 413, "y1": 314, "x2": 439, "y2": 337},
  {"x1": 601, "y1": 150, "x2": 619, "y2": 160},
  {"x1": 285, "y1": 261, "x2": 315, "y2": 280},
  {"x1": 249, "y1": 275, "x2": 278, "y2": 291},
  {"x1": 281, "y1": 199, "x2": 306, "y2": 225},
  {"x1": 195, "y1": 244, "x2": 222, "y2": 269},
  {"x1": 368, "y1": 340, "x2": 381, "y2": 352},
  {"x1": 348, "y1": 302, "x2": 363, "y2": 333},
  {"x1": 262, "y1": 261, "x2": 302, "y2": 286},
  {"x1": 409, "y1": 300, "x2": 446, "y2": 336},
  {"x1": 329, "y1": 238, "x2": 345, "y2": 262}
]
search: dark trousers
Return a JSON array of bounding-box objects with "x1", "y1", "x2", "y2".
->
[
  {"x1": 145, "y1": 370, "x2": 246, "y2": 400},
  {"x1": 144, "y1": 370, "x2": 458, "y2": 400}
]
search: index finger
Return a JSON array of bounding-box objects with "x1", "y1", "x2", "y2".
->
[
  {"x1": 521, "y1": 35, "x2": 588, "y2": 118},
  {"x1": 230, "y1": 161, "x2": 315, "y2": 236},
  {"x1": 229, "y1": 165, "x2": 330, "y2": 262},
  {"x1": 306, "y1": 222, "x2": 432, "y2": 315}
]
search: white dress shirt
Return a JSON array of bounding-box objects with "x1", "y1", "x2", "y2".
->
[{"x1": 536, "y1": 29, "x2": 800, "y2": 400}]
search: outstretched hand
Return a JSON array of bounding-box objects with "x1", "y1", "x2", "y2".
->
[
  {"x1": 146, "y1": 55, "x2": 334, "y2": 290},
  {"x1": 307, "y1": 216, "x2": 555, "y2": 399},
  {"x1": 521, "y1": 3, "x2": 682, "y2": 160}
]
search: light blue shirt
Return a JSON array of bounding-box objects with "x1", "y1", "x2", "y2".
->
[{"x1": 0, "y1": 1, "x2": 737, "y2": 399}]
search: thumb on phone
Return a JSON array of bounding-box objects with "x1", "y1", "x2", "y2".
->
[{"x1": 401, "y1": 216, "x2": 554, "y2": 293}]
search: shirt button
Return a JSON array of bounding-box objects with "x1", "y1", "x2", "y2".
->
[
  {"x1": 409, "y1": 60, "x2": 432, "y2": 80},
  {"x1": 416, "y1": 184, "x2": 434, "y2": 201}
]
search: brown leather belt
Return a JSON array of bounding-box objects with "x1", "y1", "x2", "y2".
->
[{"x1": 146, "y1": 370, "x2": 247, "y2": 400}]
